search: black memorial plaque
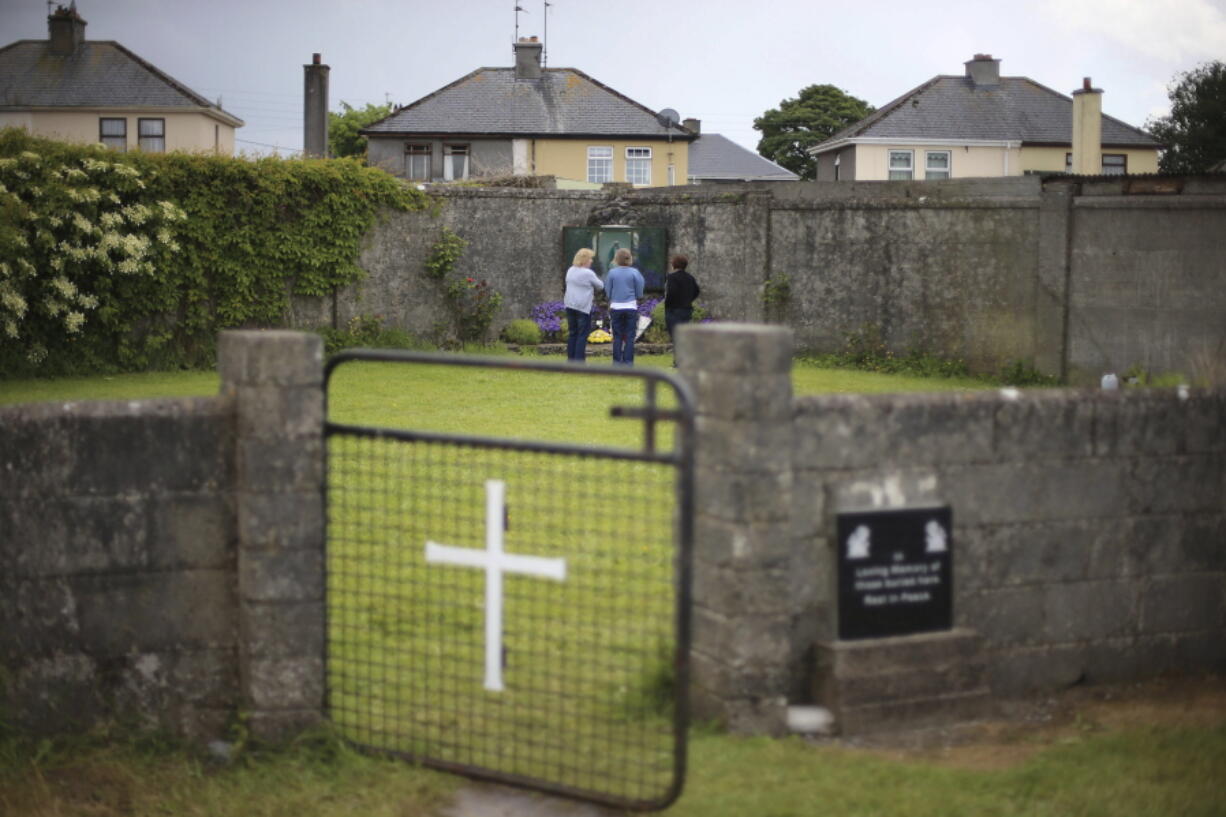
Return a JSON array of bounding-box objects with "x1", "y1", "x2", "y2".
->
[{"x1": 836, "y1": 506, "x2": 952, "y2": 640}]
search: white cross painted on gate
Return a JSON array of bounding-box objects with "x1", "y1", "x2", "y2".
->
[{"x1": 425, "y1": 479, "x2": 567, "y2": 692}]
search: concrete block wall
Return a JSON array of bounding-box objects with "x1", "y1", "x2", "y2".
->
[
  {"x1": 769, "y1": 195, "x2": 1045, "y2": 370},
  {"x1": 1066, "y1": 183, "x2": 1226, "y2": 382},
  {"x1": 3, "y1": 325, "x2": 1222, "y2": 742},
  {"x1": 219, "y1": 330, "x2": 326, "y2": 740},
  {"x1": 0, "y1": 331, "x2": 326, "y2": 742},
  {"x1": 678, "y1": 323, "x2": 795, "y2": 734},
  {"x1": 792, "y1": 384, "x2": 1226, "y2": 700},
  {"x1": 681, "y1": 324, "x2": 1225, "y2": 733},
  {"x1": 0, "y1": 398, "x2": 238, "y2": 738}
]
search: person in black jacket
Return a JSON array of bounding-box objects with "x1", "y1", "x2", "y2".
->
[{"x1": 663, "y1": 254, "x2": 700, "y2": 365}]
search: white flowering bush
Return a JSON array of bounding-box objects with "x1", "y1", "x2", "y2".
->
[
  {"x1": 1, "y1": 128, "x2": 428, "y2": 376},
  {"x1": 0, "y1": 145, "x2": 184, "y2": 368}
]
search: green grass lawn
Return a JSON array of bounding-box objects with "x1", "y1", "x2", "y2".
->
[
  {"x1": 0, "y1": 368, "x2": 222, "y2": 406},
  {"x1": 5, "y1": 715, "x2": 1224, "y2": 817},
  {"x1": 0, "y1": 352, "x2": 989, "y2": 410}
]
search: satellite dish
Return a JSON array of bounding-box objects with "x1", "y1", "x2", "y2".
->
[{"x1": 656, "y1": 108, "x2": 681, "y2": 128}]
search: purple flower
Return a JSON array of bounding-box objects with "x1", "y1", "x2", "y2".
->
[{"x1": 530, "y1": 300, "x2": 566, "y2": 335}]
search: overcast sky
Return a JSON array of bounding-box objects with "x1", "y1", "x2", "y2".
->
[{"x1": 3, "y1": 0, "x2": 1224, "y2": 157}]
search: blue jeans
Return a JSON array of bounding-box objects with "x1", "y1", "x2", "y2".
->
[
  {"x1": 610, "y1": 308, "x2": 638, "y2": 365},
  {"x1": 565, "y1": 308, "x2": 591, "y2": 362}
]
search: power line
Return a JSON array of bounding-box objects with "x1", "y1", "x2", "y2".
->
[{"x1": 235, "y1": 138, "x2": 303, "y2": 154}]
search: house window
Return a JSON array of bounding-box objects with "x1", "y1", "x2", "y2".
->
[
  {"x1": 626, "y1": 147, "x2": 652, "y2": 185},
  {"x1": 925, "y1": 151, "x2": 951, "y2": 180},
  {"x1": 888, "y1": 150, "x2": 913, "y2": 180},
  {"x1": 443, "y1": 144, "x2": 469, "y2": 181},
  {"x1": 1102, "y1": 154, "x2": 1127, "y2": 175},
  {"x1": 405, "y1": 144, "x2": 431, "y2": 180},
  {"x1": 1064, "y1": 152, "x2": 1129, "y2": 175},
  {"x1": 834, "y1": 154, "x2": 841, "y2": 181},
  {"x1": 587, "y1": 146, "x2": 612, "y2": 183},
  {"x1": 138, "y1": 118, "x2": 165, "y2": 152},
  {"x1": 100, "y1": 118, "x2": 126, "y2": 151}
]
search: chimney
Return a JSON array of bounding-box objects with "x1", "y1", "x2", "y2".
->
[
  {"x1": 964, "y1": 53, "x2": 1001, "y2": 87},
  {"x1": 514, "y1": 37, "x2": 543, "y2": 80},
  {"x1": 683, "y1": 118, "x2": 701, "y2": 135},
  {"x1": 48, "y1": 3, "x2": 86, "y2": 56},
  {"x1": 303, "y1": 53, "x2": 330, "y2": 158},
  {"x1": 1071, "y1": 77, "x2": 1103, "y2": 175}
]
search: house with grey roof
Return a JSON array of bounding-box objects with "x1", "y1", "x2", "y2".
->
[
  {"x1": 686, "y1": 126, "x2": 798, "y2": 184},
  {"x1": 363, "y1": 37, "x2": 694, "y2": 188},
  {"x1": 808, "y1": 54, "x2": 1161, "y2": 181},
  {"x1": 0, "y1": 4, "x2": 243, "y2": 155}
]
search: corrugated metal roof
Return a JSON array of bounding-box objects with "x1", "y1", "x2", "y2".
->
[
  {"x1": 363, "y1": 67, "x2": 690, "y2": 137},
  {"x1": 688, "y1": 133, "x2": 798, "y2": 180},
  {"x1": 0, "y1": 39, "x2": 243, "y2": 125},
  {"x1": 814, "y1": 75, "x2": 1159, "y2": 151}
]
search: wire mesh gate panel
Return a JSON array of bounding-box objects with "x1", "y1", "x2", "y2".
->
[{"x1": 323, "y1": 351, "x2": 694, "y2": 811}]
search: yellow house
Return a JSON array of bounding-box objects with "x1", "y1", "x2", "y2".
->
[
  {"x1": 0, "y1": 5, "x2": 243, "y2": 155},
  {"x1": 364, "y1": 38, "x2": 693, "y2": 188},
  {"x1": 810, "y1": 55, "x2": 1160, "y2": 181}
]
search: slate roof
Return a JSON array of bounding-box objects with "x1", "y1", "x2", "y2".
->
[
  {"x1": 812, "y1": 75, "x2": 1159, "y2": 152},
  {"x1": 0, "y1": 39, "x2": 243, "y2": 126},
  {"x1": 363, "y1": 67, "x2": 690, "y2": 138},
  {"x1": 688, "y1": 133, "x2": 798, "y2": 181}
]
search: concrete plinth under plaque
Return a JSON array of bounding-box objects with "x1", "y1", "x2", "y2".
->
[{"x1": 815, "y1": 628, "x2": 991, "y2": 735}]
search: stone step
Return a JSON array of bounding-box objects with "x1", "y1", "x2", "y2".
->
[
  {"x1": 835, "y1": 687, "x2": 994, "y2": 735},
  {"x1": 814, "y1": 628, "x2": 990, "y2": 736}
]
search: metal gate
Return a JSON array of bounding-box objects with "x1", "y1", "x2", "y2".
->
[{"x1": 323, "y1": 350, "x2": 694, "y2": 811}]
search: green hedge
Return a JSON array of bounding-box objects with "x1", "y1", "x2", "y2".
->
[{"x1": 0, "y1": 129, "x2": 427, "y2": 377}]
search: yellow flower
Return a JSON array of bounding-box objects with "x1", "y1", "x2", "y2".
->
[{"x1": 587, "y1": 329, "x2": 612, "y2": 343}]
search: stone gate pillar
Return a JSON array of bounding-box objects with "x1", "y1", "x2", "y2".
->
[
  {"x1": 677, "y1": 323, "x2": 794, "y2": 734},
  {"x1": 218, "y1": 331, "x2": 325, "y2": 740}
]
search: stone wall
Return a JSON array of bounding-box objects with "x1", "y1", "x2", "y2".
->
[
  {"x1": 0, "y1": 331, "x2": 325, "y2": 742},
  {"x1": 302, "y1": 176, "x2": 1226, "y2": 384},
  {"x1": 679, "y1": 323, "x2": 1226, "y2": 735},
  {"x1": 0, "y1": 397, "x2": 238, "y2": 739},
  {"x1": 2, "y1": 326, "x2": 1223, "y2": 742},
  {"x1": 1064, "y1": 177, "x2": 1226, "y2": 382},
  {"x1": 768, "y1": 187, "x2": 1044, "y2": 371}
]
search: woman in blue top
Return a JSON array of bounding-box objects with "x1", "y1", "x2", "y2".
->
[
  {"x1": 563, "y1": 248, "x2": 604, "y2": 363},
  {"x1": 605, "y1": 248, "x2": 645, "y2": 365}
]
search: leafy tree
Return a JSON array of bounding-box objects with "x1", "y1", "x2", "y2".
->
[
  {"x1": 754, "y1": 85, "x2": 874, "y2": 180},
  {"x1": 328, "y1": 101, "x2": 393, "y2": 160},
  {"x1": 1146, "y1": 61, "x2": 1226, "y2": 174}
]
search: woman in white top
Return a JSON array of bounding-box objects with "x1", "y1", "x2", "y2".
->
[{"x1": 563, "y1": 247, "x2": 604, "y2": 362}]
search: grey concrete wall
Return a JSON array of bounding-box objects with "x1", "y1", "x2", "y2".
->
[
  {"x1": 791, "y1": 384, "x2": 1226, "y2": 697},
  {"x1": 342, "y1": 188, "x2": 600, "y2": 340},
  {"x1": 680, "y1": 323, "x2": 1226, "y2": 733},
  {"x1": 607, "y1": 189, "x2": 772, "y2": 325},
  {"x1": 2, "y1": 325, "x2": 1222, "y2": 742},
  {"x1": 304, "y1": 175, "x2": 1224, "y2": 383},
  {"x1": 0, "y1": 332, "x2": 326, "y2": 743},
  {"x1": 0, "y1": 398, "x2": 239, "y2": 739},
  {"x1": 219, "y1": 331, "x2": 326, "y2": 740},
  {"x1": 680, "y1": 323, "x2": 795, "y2": 734},
  {"x1": 769, "y1": 192, "x2": 1043, "y2": 368},
  {"x1": 1065, "y1": 180, "x2": 1226, "y2": 382}
]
